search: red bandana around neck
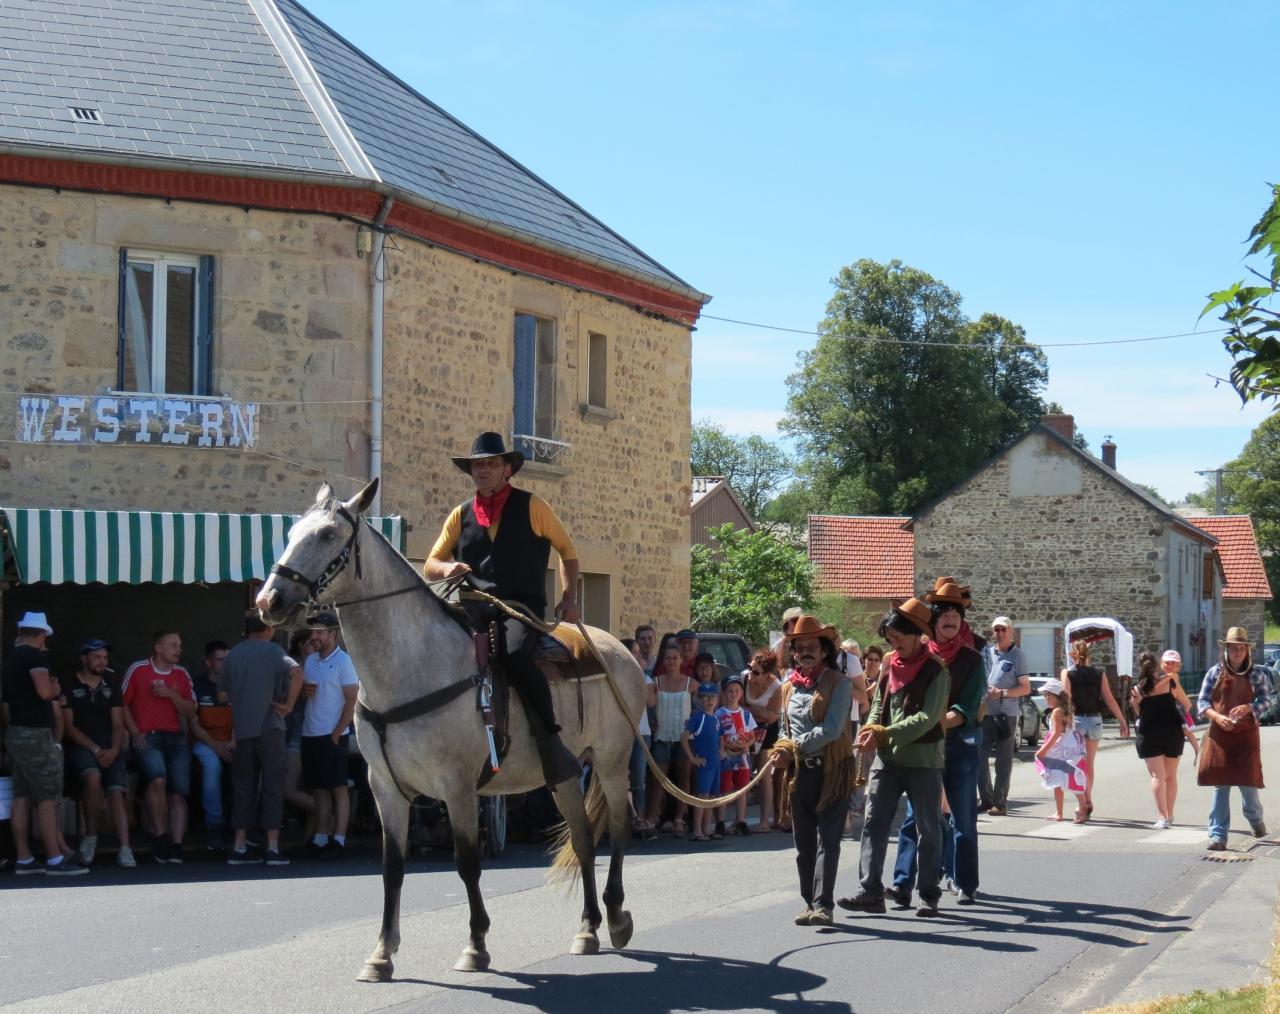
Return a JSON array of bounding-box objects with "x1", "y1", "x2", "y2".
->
[
  {"x1": 887, "y1": 648, "x2": 931, "y2": 694},
  {"x1": 927, "y1": 620, "x2": 975, "y2": 667},
  {"x1": 789, "y1": 666, "x2": 820, "y2": 691},
  {"x1": 473, "y1": 483, "x2": 513, "y2": 528}
]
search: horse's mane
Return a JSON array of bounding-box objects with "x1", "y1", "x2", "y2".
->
[{"x1": 309, "y1": 497, "x2": 473, "y2": 637}]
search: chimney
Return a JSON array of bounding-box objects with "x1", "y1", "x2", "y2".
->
[
  {"x1": 1041, "y1": 413, "x2": 1075, "y2": 443},
  {"x1": 1101, "y1": 435, "x2": 1117, "y2": 470}
]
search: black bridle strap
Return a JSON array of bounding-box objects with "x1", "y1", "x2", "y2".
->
[
  {"x1": 269, "y1": 503, "x2": 363, "y2": 601},
  {"x1": 333, "y1": 584, "x2": 421, "y2": 608}
]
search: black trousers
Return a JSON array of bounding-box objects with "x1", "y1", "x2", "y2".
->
[
  {"x1": 231, "y1": 729, "x2": 286, "y2": 832},
  {"x1": 468, "y1": 605, "x2": 560, "y2": 737},
  {"x1": 791, "y1": 762, "x2": 848, "y2": 911}
]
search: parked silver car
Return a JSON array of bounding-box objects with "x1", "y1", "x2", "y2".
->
[{"x1": 1018, "y1": 675, "x2": 1052, "y2": 747}]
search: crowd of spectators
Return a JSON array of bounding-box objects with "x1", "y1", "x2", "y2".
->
[{"x1": 1, "y1": 608, "x2": 361, "y2": 875}]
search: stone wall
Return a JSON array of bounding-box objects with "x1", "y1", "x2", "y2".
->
[
  {"x1": 0, "y1": 185, "x2": 370, "y2": 512},
  {"x1": 379, "y1": 241, "x2": 692, "y2": 635},
  {"x1": 913, "y1": 430, "x2": 1217, "y2": 656},
  {"x1": 1222, "y1": 599, "x2": 1267, "y2": 659}
]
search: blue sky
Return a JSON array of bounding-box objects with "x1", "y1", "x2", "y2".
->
[{"x1": 305, "y1": 0, "x2": 1278, "y2": 501}]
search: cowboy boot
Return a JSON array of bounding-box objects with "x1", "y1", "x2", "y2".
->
[{"x1": 535, "y1": 730, "x2": 583, "y2": 789}]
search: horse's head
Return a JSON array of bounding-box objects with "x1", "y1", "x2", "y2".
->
[{"x1": 256, "y1": 478, "x2": 379, "y2": 625}]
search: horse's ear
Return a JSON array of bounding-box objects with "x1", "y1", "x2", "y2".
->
[
  {"x1": 344, "y1": 477, "x2": 379, "y2": 516},
  {"x1": 314, "y1": 482, "x2": 335, "y2": 506}
]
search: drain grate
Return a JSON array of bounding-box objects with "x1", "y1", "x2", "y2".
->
[{"x1": 1201, "y1": 852, "x2": 1254, "y2": 863}]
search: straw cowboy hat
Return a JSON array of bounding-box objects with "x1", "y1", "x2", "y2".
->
[
  {"x1": 783, "y1": 614, "x2": 839, "y2": 643},
  {"x1": 924, "y1": 577, "x2": 972, "y2": 607},
  {"x1": 1220, "y1": 626, "x2": 1252, "y2": 646},
  {"x1": 893, "y1": 598, "x2": 934, "y2": 636},
  {"x1": 451, "y1": 431, "x2": 524, "y2": 476}
]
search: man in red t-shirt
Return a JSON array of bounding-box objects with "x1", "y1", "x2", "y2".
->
[{"x1": 121, "y1": 630, "x2": 197, "y2": 864}]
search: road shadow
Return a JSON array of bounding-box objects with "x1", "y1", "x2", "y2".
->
[{"x1": 402, "y1": 949, "x2": 848, "y2": 1013}]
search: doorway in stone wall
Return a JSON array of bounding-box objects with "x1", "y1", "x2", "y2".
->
[{"x1": 1016, "y1": 622, "x2": 1057, "y2": 678}]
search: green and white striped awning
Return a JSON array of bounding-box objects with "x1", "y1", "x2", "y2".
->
[{"x1": 1, "y1": 507, "x2": 405, "y2": 586}]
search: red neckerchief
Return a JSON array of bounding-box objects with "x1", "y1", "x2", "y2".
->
[
  {"x1": 927, "y1": 621, "x2": 975, "y2": 666},
  {"x1": 473, "y1": 483, "x2": 513, "y2": 528},
  {"x1": 887, "y1": 647, "x2": 930, "y2": 694},
  {"x1": 789, "y1": 666, "x2": 820, "y2": 691}
]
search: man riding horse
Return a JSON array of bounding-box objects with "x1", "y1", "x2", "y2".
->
[{"x1": 423, "y1": 431, "x2": 583, "y2": 788}]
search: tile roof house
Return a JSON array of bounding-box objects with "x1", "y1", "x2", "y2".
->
[
  {"x1": 0, "y1": 0, "x2": 708, "y2": 670},
  {"x1": 690, "y1": 476, "x2": 755, "y2": 548},
  {"x1": 808, "y1": 514, "x2": 914, "y2": 638},
  {"x1": 1187, "y1": 515, "x2": 1273, "y2": 654}
]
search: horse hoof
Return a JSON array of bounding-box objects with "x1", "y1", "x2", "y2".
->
[
  {"x1": 608, "y1": 911, "x2": 634, "y2": 950},
  {"x1": 570, "y1": 932, "x2": 600, "y2": 956},
  {"x1": 454, "y1": 947, "x2": 491, "y2": 973},
  {"x1": 357, "y1": 960, "x2": 393, "y2": 983}
]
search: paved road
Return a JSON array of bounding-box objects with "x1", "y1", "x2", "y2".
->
[{"x1": 4, "y1": 729, "x2": 1279, "y2": 1013}]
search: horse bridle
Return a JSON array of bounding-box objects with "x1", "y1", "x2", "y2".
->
[{"x1": 269, "y1": 500, "x2": 365, "y2": 605}]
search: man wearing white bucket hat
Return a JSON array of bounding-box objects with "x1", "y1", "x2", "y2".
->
[{"x1": 2, "y1": 612, "x2": 88, "y2": 875}]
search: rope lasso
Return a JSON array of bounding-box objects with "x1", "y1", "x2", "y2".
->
[{"x1": 458, "y1": 586, "x2": 777, "y2": 809}]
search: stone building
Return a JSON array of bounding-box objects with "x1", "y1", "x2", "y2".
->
[
  {"x1": 0, "y1": 0, "x2": 708, "y2": 675},
  {"x1": 909, "y1": 415, "x2": 1223, "y2": 674},
  {"x1": 1183, "y1": 514, "x2": 1273, "y2": 658},
  {"x1": 690, "y1": 476, "x2": 755, "y2": 548}
]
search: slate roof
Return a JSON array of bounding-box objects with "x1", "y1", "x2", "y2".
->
[
  {"x1": 0, "y1": 0, "x2": 701, "y2": 298},
  {"x1": 808, "y1": 515, "x2": 915, "y2": 599},
  {"x1": 1190, "y1": 516, "x2": 1273, "y2": 600},
  {"x1": 0, "y1": 0, "x2": 348, "y2": 174}
]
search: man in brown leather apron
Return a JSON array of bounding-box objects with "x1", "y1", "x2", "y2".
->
[{"x1": 1196, "y1": 626, "x2": 1277, "y2": 850}]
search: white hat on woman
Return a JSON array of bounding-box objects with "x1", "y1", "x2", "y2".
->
[{"x1": 1161, "y1": 649, "x2": 1181, "y2": 664}]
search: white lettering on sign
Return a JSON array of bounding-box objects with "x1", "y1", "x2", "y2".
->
[{"x1": 15, "y1": 394, "x2": 259, "y2": 449}]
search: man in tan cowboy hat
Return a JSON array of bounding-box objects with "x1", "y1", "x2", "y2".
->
[
  {"x1": 1197, "y1": 626, "x2": 1278, "y2": 850},
  {"x1": 776, "y1": 614, "x2": 853, "y2": 927},
  {"x1": 424, "y1": 431, "x2": 582, "y2": 787},
  {"x1": 839, "y1": 598, "x2": 950, "y2": 917}
]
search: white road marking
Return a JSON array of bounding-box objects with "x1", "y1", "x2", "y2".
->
[
  {"x1": 1021, "y1": 823, "x2": 1094, "y2": 840},
  {"x1": 1136, "y1": 828, "x2": 1206, "y2": 845}
]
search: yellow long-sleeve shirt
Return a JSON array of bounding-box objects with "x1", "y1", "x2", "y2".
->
[{"x1": 427, "y1": 491, "x2": 578, "y2": 565}]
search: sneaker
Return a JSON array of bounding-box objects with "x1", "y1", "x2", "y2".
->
[
  {"x1": 1251, "y1": 821, "x2": 1268, "y2": 838},
  {"x1": 837, "y1": 892, "x2": 886, "y2": 914},
  {"x1": 264, "y1": 849, "x2": 290, "y2": 867},
  {"x1": 46, "y1": 857, "x2": 90, "y2": 877},
  {"x1": 794, "y1": 907, "x2": 814, "y2": 926},
  {"x1": 117, "y1": 846, "x2": 137, "y2": 869},
  {"x1": 977, "y1": 802, "x2": 993, "y2": 814},
  {"x1": 227, "y1": 848, "x2": 263, "y2": 866},
  {"x1": 943, "y1": 877, "x2": 959, "y2": 896},
  {"x1": 713, "y1": 821, "x2": 727, "y2": 837},
  {"x1": 306, "y1": 840, "x2": 330, "y2": 859},
  {"x1": 916, "y1": 899, "x2": 940, "y2": 918},
  {"x1": 205, "y1": 829, "x2": 226, "y2": 852},
  {"x1": 956, "y1": 890, "x2": 977, "y2": 906},
  {"x1": 153, "y1": 836, "x2": 173, "y2": 864},
  {"x1": 13, "y1": 857, "x2": 44, "y2": 876},
  {"x1": 809, "y1": 907, "x2": 834, "y2": 926},
  {"x1": 1207, "y1": 839, "x2": 1227, "y2": 852},
  {"x1": 324, "y1": 840, "x2": 346, "y2": 860},
  {"x1": 167, "y1": 842, "x2": 184, "y2": 865},
  {"x1": 77, "y1": 835, "x2": 98, "y2": 866},
  {"x1": 1153, "y1": 818, "x2": 1170, "y2": 830},
  {"x1": 988, "y1": 805, "x2": 1007, "y2": 817},
  {"x1": 887, "y1": 884, "x2": 913, "y2": 909}
]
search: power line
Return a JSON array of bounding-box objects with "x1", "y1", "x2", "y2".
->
[{"x1": 699, "y1": 313, "x2": 1228, "y2": 349}]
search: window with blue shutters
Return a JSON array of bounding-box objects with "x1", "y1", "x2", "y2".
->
[
  {"x1": 117, "y1": 249, "x2": 215, "y2": 396},
  {"x1": 513, "y1": 312, "x2": 566, "y2": 462}
]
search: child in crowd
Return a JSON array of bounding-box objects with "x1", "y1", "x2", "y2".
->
[
  {"x1": 682, "y1": 683, "x2": 723, "y2": 842},
  {"x1": 695, "y1": 651, "x2": 720, "y2": 686},
  {"x1": 716, "y1": 675, "x2": 759, "y2": 836},
  {"x1": 1034, "y1": 678, "x2": 1088, "y2": 821}
]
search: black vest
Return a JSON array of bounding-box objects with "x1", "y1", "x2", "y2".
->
[
  {"x1": 1070, "y1": 665, "x2": 1103, "y2": 715},
  {"x1": 899, "y1": 656, "x2": 946, "y2": 743},
  {"x1": 457, "y1": 488, "x2": 552, "y2": 617},
  {"x1": 945, "y1": 645, "x2": 984, "y2": 734}
]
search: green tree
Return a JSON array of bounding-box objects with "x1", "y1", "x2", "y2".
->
[
  {"x1": 781, "y1": 259, "x2": 1048, "y2": 516},
  {"x1": 690, "y1": 523, "x2": 814, "y2": 645},
  {"x1": 690, "y1": 420, "x2": 792, "y2": 519},
  {"x1": 1204, "y1": 183, "x2": 1280, "y2": 403}
]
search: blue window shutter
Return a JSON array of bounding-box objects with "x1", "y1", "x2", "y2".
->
[
  {"x1": 197, "y1": 255, "x2": 215, "y2": 396},
  {"x1": 116, "y1": 248, "x2": 128, "y2": 390},
  {"x1": 513, "y1": 313, "x2": 536, "y2": 457}
]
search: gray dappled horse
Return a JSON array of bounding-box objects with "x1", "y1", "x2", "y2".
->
[{"x1": 256, "y1": 480, "x2": 644, "y2": 980}]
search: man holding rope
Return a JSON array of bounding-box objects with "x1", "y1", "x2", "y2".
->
[{"x1": 423, "y1": 431, "x2": 582, "y2": 789}]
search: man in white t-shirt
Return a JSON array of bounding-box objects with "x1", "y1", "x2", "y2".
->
[{"x1": 301, "y1": 611, "x2": 359, "y2": 857}]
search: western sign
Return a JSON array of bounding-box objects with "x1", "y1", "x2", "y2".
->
[{"x1": 17, "y1": 394, "x2": 259, "y2": 448}]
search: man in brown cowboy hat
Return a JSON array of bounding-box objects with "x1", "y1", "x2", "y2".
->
[
  {"x1": 839, "y1": 598, "x2": 951, "y2": 917},
  {"x1": 1197, "y1": 626, "x2": 1277, "y2": 850},
  {"x1": 424, "y1": 431, "x2": 582, "y2": 787},
  {"x1": 777, "y1": 614, "x2": 854, "y2": 927}
]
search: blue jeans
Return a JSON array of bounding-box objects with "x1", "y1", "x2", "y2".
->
[
  {"x1": 134, "y1": 731, "x2": 192, "y2": 797},
  {"x1": 894, "y1": 730, "x2": 981, "y2": 894},
  {"x1": 191, "y1": 740, "x2": 225, "y2": 829},
  {"x1": 629, "y1": 735, "x2": 650, "y2": 817},
  {"x1": 1208, "y1": 785, "x2": 1264, "y2": 843}
]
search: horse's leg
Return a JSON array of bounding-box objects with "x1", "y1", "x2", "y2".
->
[
  {"x1": 358, "y1": 770, "x2": 410, "y2": 983},
  {"x1": 599, "y1": 765, "x2": 635, "y2": 950},
  {"x1": 449, "y1": 792, "x2": 492, "y2": 972},
  {"x1": 555, "y1": 777, "x2": 604, "y2": 955}
]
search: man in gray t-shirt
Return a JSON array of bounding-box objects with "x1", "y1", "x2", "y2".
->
[
  {"x1": 978, "y1": 616, "x2": 1030, "y2": 815},
  {"x1": 221, "y1": 614, "x2": 302, "y2": 865}
]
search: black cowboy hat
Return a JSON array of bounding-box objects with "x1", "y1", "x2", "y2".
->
[{"x1": 451, "y1": 431, "x2": 524, "y2": 476}]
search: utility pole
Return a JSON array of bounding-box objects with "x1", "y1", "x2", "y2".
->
[{"x1": 1194, "y1": 467, "x2": 1252, "y2": 514}]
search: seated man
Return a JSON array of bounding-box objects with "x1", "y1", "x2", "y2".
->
[
  {"x1": 189, "y1": 640, "x2": 232, "y2": 851},
  {"x1": 423, "y1": 431, "x2": 582, "y2": 788},
  {"x1": 121, "y1": 630, "x2": 196, "y2": 864}
]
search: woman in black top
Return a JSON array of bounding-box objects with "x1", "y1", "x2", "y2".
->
[
  {"x1": 1062, "y1": 640, "x2": 1129, "y2": 822},
  {"x1": 1130, "y1": 650, "x2": 1194, "y2": 829}
]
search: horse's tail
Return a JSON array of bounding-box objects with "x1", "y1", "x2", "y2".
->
[{"x1": 547, "y1": 775, "x2": 609, "y2": 884}]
